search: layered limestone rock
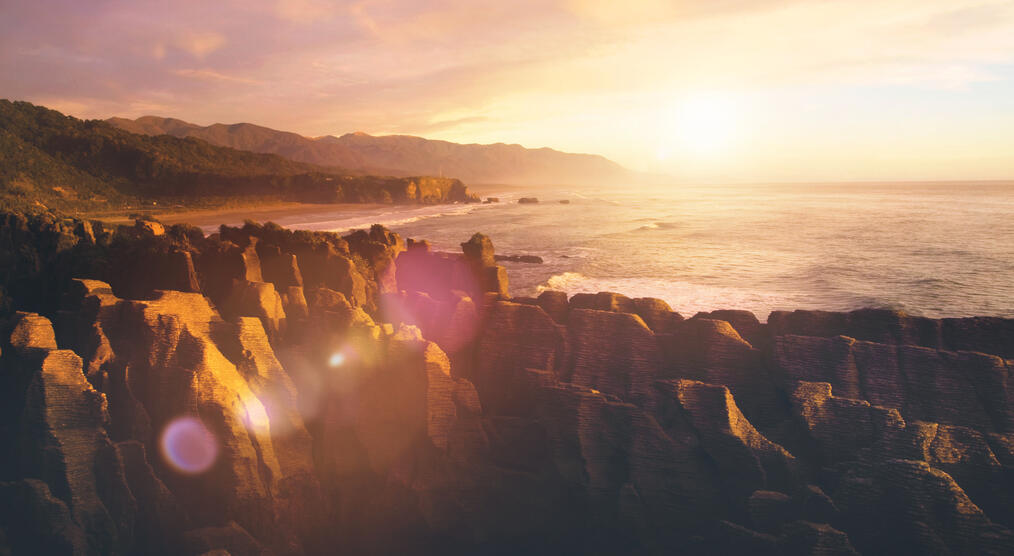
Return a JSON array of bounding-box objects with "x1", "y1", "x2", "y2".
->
[
  {"x1": 773, "y1": 334, "x2": 1014, "y2": 432},
  {"x1": 631, "y1": 297, "x2": 683, "y2": 333},
  {"x1": 483, "y1": 370, "x2": 729, "y2": 552},
  {"x1": 569, "y1": 291, "x2": 636, "y2": 314},
  {"x1": 6, "y1": 211, "x2": 1014, "y2": 555},
  {"x1": 344, "y1": 225, "x2": 405, "y2": 300},
  {"x1": 115, "y1": 440, "x2": 190, "y2": 555},
  {"x1": 693, "y1": 310, "x2": 766, "y2": 348},
  {"x1": 564, "y1": 308, "x2": 661, "y2": 407},
  {"x1": 661, "y1": 318, "x2": 781, "y2": 428},
  {"x1": 789, "y1": 380, "x2": 1014, "y2": 528},
  {"x1": 769, "y1": 308, "x2": 1014, "y2": 359},
  {"x1": 354, "y1": 325, "x2": 483, "y2": 466},
  {"x1": 222, "y1": 280, "x2": 288, "y2": 340},
  {"x1": 2, "y1": 313, "x2": 135, "y2": 555},
  {"x1": 536, "y1": 290, "x2": 569, "y2": 324},
  {"x1": 835, "y1": 459, "x2": 1014, "y2": 555},
  {"x1": 566, "y1": 292, "x2": 682, "y2": 333},
  {"x1": 674, "y1": 380, "x2": 799, "y2": 498},
  {"x1": 0, "y1": 479, "x2": 88, "y2": 555},
  {"x1": 54, "y1": 281, "x2": 320, "y2": 553},
  {"x1": 460, "y1": 233, "x2": 509, "y2": 297},
  {"x1": 259, "y1": 247, "x2": 303, "y2": 289},
  {"x1": 474, "y1": 301, "x2": 568, "y2": 414},
  {"x1": 789, "y1": 381, "x2": 906, "y2": 465},
  {"x1": 9, "y1": 311, "x2": 58, "y2": 349}
]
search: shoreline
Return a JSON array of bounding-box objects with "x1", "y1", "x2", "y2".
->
[{"x1": 91, "y1": 201, "x2": 395, "y2": 229}]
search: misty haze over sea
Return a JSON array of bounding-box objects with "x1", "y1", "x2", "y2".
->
[{"x1": 215, "y1": 181, "x2": 1014, "y2": 321}]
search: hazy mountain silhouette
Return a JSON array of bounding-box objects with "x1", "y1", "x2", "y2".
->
[
  {"x1": 108, "y1": 116, "x2": 632, "y2": 185},
  {"x1": 0, "y1": 100, "x2": 474, "y2": 211}
]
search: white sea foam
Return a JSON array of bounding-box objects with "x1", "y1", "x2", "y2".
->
[
  {"x1": 534, "y1": 272, "x2": 803, "y2": 321},
  {"x1": 296, "y1": 202, "x2": 497, "y2": 234}
]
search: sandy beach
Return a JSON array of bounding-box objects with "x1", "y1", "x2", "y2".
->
[{"x1": 93, "y1": 201, "x2": 392, "y2": 229}]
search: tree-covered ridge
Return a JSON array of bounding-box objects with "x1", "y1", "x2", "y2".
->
[{"x1": 0, "y1": 100, "x2": 474, "y2": 211}]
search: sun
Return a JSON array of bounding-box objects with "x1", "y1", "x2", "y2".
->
[{"x1": 656, "y1": 93, "x2": 740, "y2": 160}]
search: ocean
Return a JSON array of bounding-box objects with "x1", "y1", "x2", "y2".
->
[{"x1": 236, "y1": 181, "x2": 1014, "y2": 321}]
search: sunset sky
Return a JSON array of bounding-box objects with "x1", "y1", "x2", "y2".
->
[{"x1": 3, "y1": 0, "x2": 1013, "y2": 182}]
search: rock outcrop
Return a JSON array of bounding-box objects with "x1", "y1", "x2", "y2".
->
[
  {"x1": 774, "y1": 334, "x2": 1014, "y2": 432},
  {"x1": 3, "y1": 209, "x2": 1013, "y2": 555},
  {"x1": 769, "y1": 308, "x2": 1014, "y2": 359}
]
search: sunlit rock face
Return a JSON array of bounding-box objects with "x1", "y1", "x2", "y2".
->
[
  {"x1": 1, "y1": 313, "x2": 134, "y2": 554},
  {"x1": 52, "y1": 280, "x2": 321, "y2": 553},
  {"x1": 3, "y1": 210, "x2": 1014, "y2": 555}
]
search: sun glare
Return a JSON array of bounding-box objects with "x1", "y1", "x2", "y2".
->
[{"x1": 657, "y1": 93, "x2": 740, "y2": 160}]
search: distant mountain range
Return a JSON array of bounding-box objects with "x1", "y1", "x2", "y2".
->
[
  {"x1": 0, "y1": 100, "x2": 473, "y2": 212},
  {"x1": 107, "y1": 116, "x2": 632, "y2": 186}
]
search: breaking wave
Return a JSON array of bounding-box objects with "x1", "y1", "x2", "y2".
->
[{"x1": 533, "y1": 272, "x2": 804, "y2": 321}]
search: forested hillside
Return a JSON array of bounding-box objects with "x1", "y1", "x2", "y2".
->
[{"x1": 1, "y1": 100, "x2": 474, "y2": 212}]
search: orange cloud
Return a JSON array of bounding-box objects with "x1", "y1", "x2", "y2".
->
[{"x1": 173, "y1": 31, "x2": 226, "y2": 58}]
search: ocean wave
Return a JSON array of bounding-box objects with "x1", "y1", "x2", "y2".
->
[
  {"x1": 532, "y1": 272, "x2": 806, "y2": 321},
  {"x1": 635, "y1": 221, "x2": 678, "y2": 231},
  {"x1": 289, "y1": 202, "x2": 499, "y2": 233}
]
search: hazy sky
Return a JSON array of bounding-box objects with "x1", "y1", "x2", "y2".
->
[{"x1": 3, "y1": 0, "x2": 1014, "y2": 181}]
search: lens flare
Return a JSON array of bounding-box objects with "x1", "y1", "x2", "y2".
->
[
  {"x1": 160, "y1": 416, "x2": 218, "y2": 474},
  {"x1": 329, "y1": 352, "x2": 346, "y2": 367}
]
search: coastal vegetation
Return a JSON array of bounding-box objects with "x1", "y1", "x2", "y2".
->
[{"x1": 0, "y1": 100, "x2": 475, "y2": 214}]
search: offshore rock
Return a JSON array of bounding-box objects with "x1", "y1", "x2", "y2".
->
[{"x1": 494, "y1": 254, "x2": 543, "y2": 264}]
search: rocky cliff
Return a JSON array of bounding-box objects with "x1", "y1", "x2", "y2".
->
[{"x1": 2, "y1": 209, "x2": 1013, "y2": 555}]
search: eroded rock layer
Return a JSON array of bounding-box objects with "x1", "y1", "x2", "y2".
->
[{"x1": 2, "y1": 209, "x2": 1013, "y2": 555}]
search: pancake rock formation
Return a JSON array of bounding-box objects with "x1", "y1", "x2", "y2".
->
[{"x1": 1, "y1": 209, "x2": 1013, "y2": 555}]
